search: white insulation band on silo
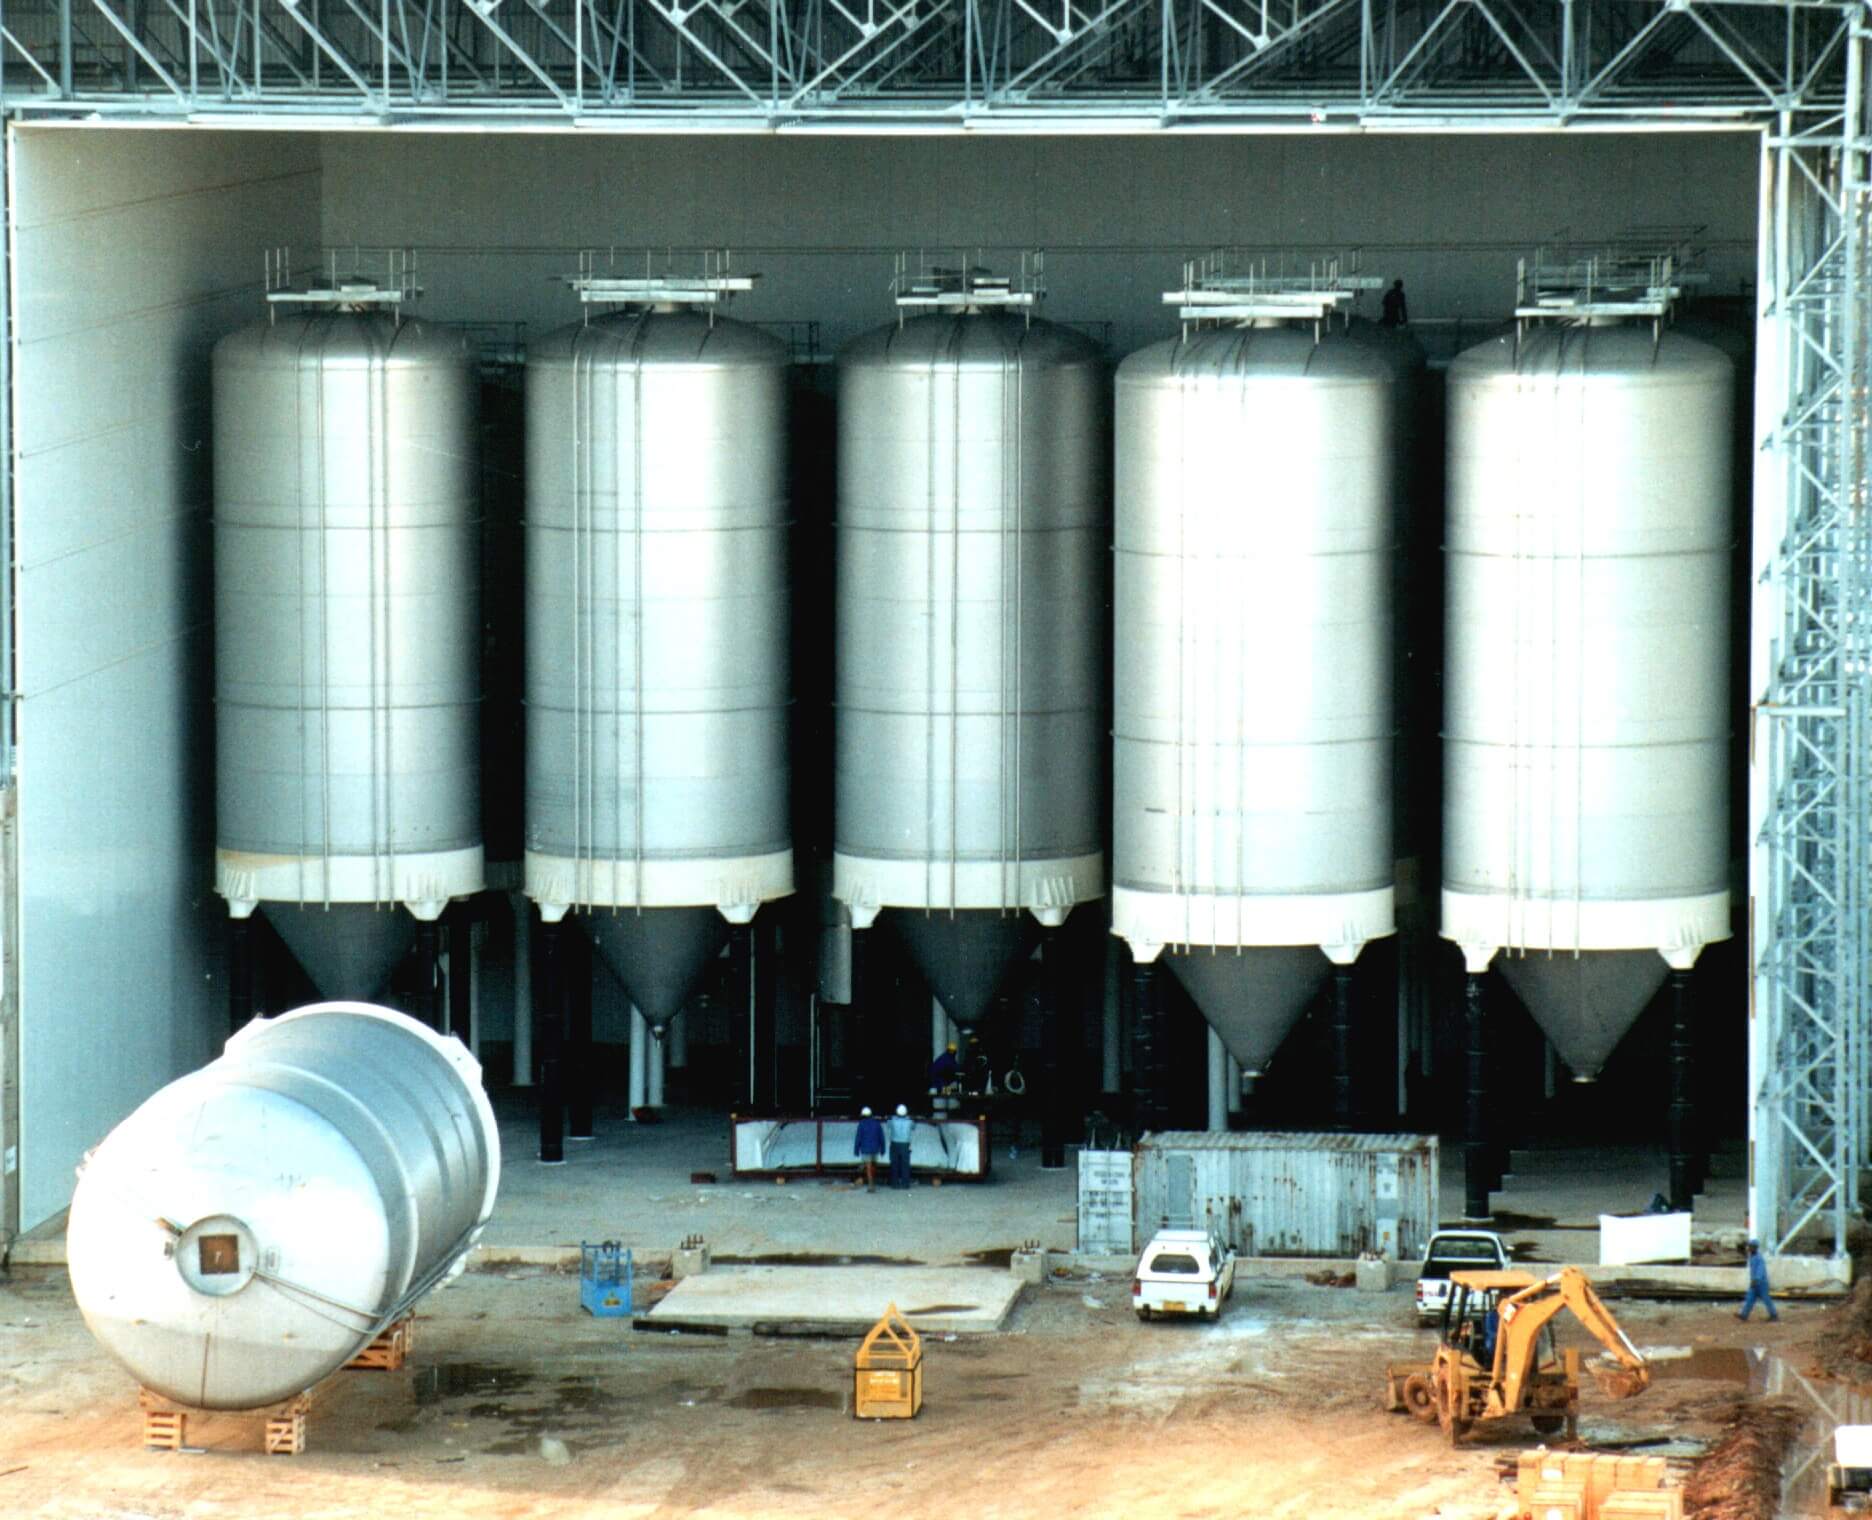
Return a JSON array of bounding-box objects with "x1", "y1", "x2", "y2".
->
[
  {"x1": 524, "y1": 849, "x2": 793, "y2": 922},
  {"x1": 1111, "y1": 884, "x2": 1394, "y2": 962}
]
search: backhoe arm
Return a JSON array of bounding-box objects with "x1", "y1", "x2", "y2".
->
[
  {"x1": 1490, "y1": 1267, "x2": 1649, "y2": 1414},
  {"x1": 1559, "y1": 1268, "x2": 1650, "y2": 1397}
]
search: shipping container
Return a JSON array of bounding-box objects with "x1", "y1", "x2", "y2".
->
[{"x1": 1133, "y1": 1131, "x2": 1438, "y2": 1260}]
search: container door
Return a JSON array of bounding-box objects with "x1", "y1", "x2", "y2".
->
[
  {"x1": 1164, "y1": 1152, "x2": 1196, "y2": 1229},
  {"x1": 1375, "y1": 1152, "x2": 1400, "y2": 1261},
  {"x1": 1077, "y1": 1150, "x2": 1134, "y2": 1253}
]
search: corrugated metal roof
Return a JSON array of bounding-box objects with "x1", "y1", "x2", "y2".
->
[{"x1": 1138, "y1": 1130, "x2": 1436, "y2": 1153}]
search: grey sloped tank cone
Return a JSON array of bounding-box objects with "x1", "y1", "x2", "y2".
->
[
  {"x1": 583, "y1": 907, "x2": 728, "y2": 1031},
  {"x1": 263, "y1": 903, "x2": 414, "y2": 1001},
  {"x1": 1495, "y1": 950, "x2": 1667, "y2": 1081},
  {"x1": 1165, "y1": 945, "x2": 1329, "y2": 1076},
  {"x1": 888, "y1": 909, "x2": 1039, "y2": 1030}
]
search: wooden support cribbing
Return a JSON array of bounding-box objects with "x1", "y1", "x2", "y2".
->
[
  {"x1": 263, "y1": 1396, "x2": 310, "y2": 1455},
  {"x1": 139, "y1": 1388, "x2": 313, "y2": 1455},
  {"x1": 138, "y1": 1391, "x2": 187, "y2": 1451},
  {"x1": 345, "y1": 1313, "x2": 415, "y2": 1372}
]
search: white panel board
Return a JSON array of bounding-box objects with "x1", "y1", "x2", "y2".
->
[{"x1": 10, "y1": 126, "x2": 321, "y2": 1229}]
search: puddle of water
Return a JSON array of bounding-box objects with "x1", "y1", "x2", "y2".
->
[
  {"x1": 1761, "y1": 1350, "x2": 1872, "y2": 1517},
  {"x1": 552, "y1": 1379, "x2": 621, "y2": 1414},
  {"x1": 414, "y1": 1364, "x2": 536, "y2": 1406},
  {"x1": 727, "y1": 1387, "x2": 845, "y2": 1412},
  {"x1": 712, "y1": 1253, "x2": 924, "y2": 1268}
]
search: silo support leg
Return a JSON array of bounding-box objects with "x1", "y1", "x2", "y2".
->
[
  {"x1": 1330, "y1": 964, "x2": 1356, "y2": 1129},
  {"x1": 416, "y1": 919, "x2": 444, "y2": 1033},
  {"x1": 1668, "y1": 969, "x2": 1695, "y2": 1212},
  {"x1": 753, "y1": 913, "x2": 779, "y2": 1111},
  {"x1": 567, "y1": 930, "x2": 594, "y2": 1139},
  {"x1": 229, "y1": 916, "x2": 255, "y2": 1034},
  {"x1": 1463, "y1": 971, "x2": 1491, "y2": 1221},
  {"x1": 730, "y1": 922, "x2": 753, "y2": 1110},
  {"x1": 1206, "y1": 1027, "x2": 1229, "y2": 1132},
  {"x1": 1130, "y1": 957, "x2": 1161, "y2": 1133},
  {"x1": 1041, "y1": 926, "x2": 1072, "y2": 1169},
  {"x1": 448, "y1": 907, "x2": 472, "y2": 1043},
  {"x1": 538, "y1": 915, "x2": 566, "y2": 1165}
]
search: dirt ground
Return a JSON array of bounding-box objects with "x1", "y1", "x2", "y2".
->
[{"x1": 0, "y1": 1259, "x2": 1829, "y2": 1520}]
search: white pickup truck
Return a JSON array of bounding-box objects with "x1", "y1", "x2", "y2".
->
[{"x1": 1413, "y1": 1229, "x2": 1510, "y2": 1322}]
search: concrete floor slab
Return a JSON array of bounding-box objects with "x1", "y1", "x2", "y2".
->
[{"x1": 643, "y1": 1264, "x2": 1025, "y2": 1334}]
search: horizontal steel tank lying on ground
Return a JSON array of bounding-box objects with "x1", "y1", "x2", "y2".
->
[
  {"x1": 1442, "y1": 298, "x2": 1733, "y2": 1077},
  {"x1": 213, "y1": 265, "x2": 484, "y2": 998},
  {"x1": 524, "y1": 265, "x2": 794, "y2": 1025},
  {"x1": 833, "y1": 266, "x2": 1107, "y2": 1028},
  {"x1": 67, "y1": 1001, "x2": 500, "y2": 1410},
  {"x1": 1113, "y1": 275, "x2": 1400, "y2": 1075}
]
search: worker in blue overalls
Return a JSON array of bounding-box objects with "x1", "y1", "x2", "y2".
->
[
  {"x1": 854, "y1": 1107, "x2": 886, "y2": 1193},
  {"x1": 1738, "y1": 1240, "x2": 1780, "y2": 1322}
]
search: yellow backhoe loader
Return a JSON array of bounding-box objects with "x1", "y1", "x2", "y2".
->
[{"x1": 1384, "y1": 1266, "x2": 1650, "y2": 1444}]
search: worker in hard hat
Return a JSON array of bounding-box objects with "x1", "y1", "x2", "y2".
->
[
  {"x1": 854, "y1": 1106, "x2": 886, "y2": 1193},
  {"x1": 928, "y1": 1042, "x2": 961, "y2": 1093},
  {"x1": 887, "y1": 1103, "x2": 915, "y2": 1190}
]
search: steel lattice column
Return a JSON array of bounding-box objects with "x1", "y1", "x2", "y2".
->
[{"x1": 1749, "y1": 31, "x2": 1872, "y2": 1262}]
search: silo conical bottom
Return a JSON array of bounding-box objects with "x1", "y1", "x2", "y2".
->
[
  {"x1": 583, "y1": 907, "x2": 729, "y2": 1031},
  {"x1": 262, "y1": 903, "x2": 415, "y2": 1001},
  {"x1": 887, "y1": 909, "x2": 1039, "y2": 1031},
  {"x1": 1494, "y1": 950, "x2": 1667, "y2": 1081},
  {"x1": 1165, "y1": 946, "x2": 1329, "y2": 1076}
]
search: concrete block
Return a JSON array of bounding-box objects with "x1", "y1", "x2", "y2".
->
[
  {"x1": 1010, "y1": 1248, "x2": 1048, "y2": 1285},
  {"x1": 1356, "y1": 1256, "x2": 1394, "y2": 1292},
  {"x1": 673, "y1": 1243, "x2": 712, "y2": 1279}
]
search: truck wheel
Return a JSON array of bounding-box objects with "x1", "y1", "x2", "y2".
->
[{"x1": 1402, "y1": 1375, "x2": 1438, "y2": 1423}]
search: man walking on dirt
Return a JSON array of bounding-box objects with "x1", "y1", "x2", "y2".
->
[{"x1": 1737, "y1": 1240, "x2": 1779, "y2": 1322}]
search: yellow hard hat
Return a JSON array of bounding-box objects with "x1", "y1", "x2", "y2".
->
[{"x1": 947, "y1": 1042, "x2": 957, "y2": 1052}]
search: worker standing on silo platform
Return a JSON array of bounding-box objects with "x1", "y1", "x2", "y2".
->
[
  {"x1": 888, "y1": 1104, "x2": 915, "y2": 1190},
  {"x1": 855, "y1": 1107, "x2": 886, "y2": 1193},
  {"x1": 1737, "y1": 1240, "x2": 1780, "y2": 1322}
]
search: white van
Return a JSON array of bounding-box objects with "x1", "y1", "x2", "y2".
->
[{"x1": 1132, "y1": 1228, "x2": 1237, "y2": 1320}]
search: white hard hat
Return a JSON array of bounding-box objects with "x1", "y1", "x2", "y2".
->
[
  {"x1": 860, "y1": 1107, "x2": 872, "y2": 1117},
  {"x1": 895, "y1": 1104, "x2": 908, "y2": 1116}
]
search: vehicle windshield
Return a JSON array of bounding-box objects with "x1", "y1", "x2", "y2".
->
[
  {"x1": 1427, "y1": 1238, "x2": 1500, "y2": 1261},
  {"x1": 1146, "y1": 1252, "x2": 1203, "y2": 1274}
]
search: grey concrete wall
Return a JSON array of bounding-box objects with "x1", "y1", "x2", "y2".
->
[
  {"x1": 10, "y1": 126, "x2": 321, "y2": 1229},
  {"x1": 318, "y1": 130, "x2": 1759, "y2": 354}
]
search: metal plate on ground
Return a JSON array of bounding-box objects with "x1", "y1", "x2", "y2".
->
[{"x1": 642, "y1": 1267, "x2": 1023, "y2": 1335}]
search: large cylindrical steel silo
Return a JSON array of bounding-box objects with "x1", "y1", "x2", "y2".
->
[
  {"x1": 1113, "y1": 300, "x2": 1398, "y2": 1082},
  {"x1": 833, "y1": 284, "x2": 1106, "y2": 1031},
  {"x1": 524, "y1": 293, "x2": 793, "y2": 1032},
  {"x1": 214, "y1": 289, "x2": 484, "y2": 1000},
  {"x1": 67, "y1": 1001, "x2": 499, "y2": 1410},
  {"x1": 1442, "y1": 316, "x2": 1732, "y2": 1081}
]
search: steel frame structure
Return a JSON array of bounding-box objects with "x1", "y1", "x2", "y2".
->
[
  {"x1": 1750, "y1": 11, "x2": 1870, "y2": 1264},
  {"x1": 0, "y1": 0, "x2": 1850, "y2": 123},
  {"x1": 0, "y1": 0, "x2": 1863, "y2": 1258}
]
